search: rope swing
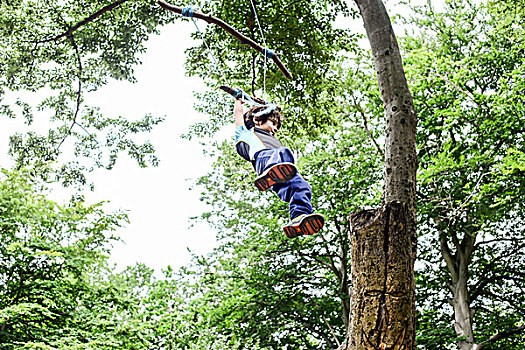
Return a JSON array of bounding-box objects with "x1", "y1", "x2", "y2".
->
[
  {"x1": 157, "y1": 0, "x2": 292, "y2": 80},
  {"x1": 248, "y1": 0, "x2": 270, "y2": 97},
  {"x1": 180, "y1": 6, "x2": 220, "y2": 70}
]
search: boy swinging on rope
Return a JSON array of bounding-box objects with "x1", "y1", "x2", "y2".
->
[{"x1": 231, "y1": 92, "x2": 325, "y2": 238}]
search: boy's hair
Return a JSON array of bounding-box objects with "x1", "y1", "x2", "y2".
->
[{"x1": 243, "y1": 97, "x2": 283, "y2": 130}]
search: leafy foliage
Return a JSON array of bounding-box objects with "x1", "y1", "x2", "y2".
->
[
  {"x1": 180, "y1": 0, "x2": 360, "y2": 141},
  {"x1": 0, "y1": 168, "x2": 132, "y2": 348},
  {"x1": 402, "y1": 0, "x2": 525, "y2": 348},
  {"x1": 0, "y1": 0, "x2": 170, "y2": 187},
  {"x1": 2, "y1": 0, "x2": 525, "y2": 349}
]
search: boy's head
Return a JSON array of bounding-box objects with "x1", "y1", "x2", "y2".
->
[{"x1": 243, "y1": 98, "x2": 283, "y2": 135}]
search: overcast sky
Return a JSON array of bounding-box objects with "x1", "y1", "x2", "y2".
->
[{"x1": 84, "y1": 21, "x2": 221, "y2": 273}]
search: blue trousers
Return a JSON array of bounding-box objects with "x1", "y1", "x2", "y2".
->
[{"x1": 254, "y1": 147, "x2": 313, "y2": 220}]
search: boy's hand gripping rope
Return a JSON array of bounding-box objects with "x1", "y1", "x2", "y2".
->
[{"x1": 158, "y1": 0, "x2": 292, "y2": 79}]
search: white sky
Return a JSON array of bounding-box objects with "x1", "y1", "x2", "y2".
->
[{"x1": 84, "y1": 21, "x2": 220, "y2": 273}]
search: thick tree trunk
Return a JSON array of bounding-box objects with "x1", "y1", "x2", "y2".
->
[
  {"x1": 452, "y1": 283, "x2": 475, "y2": 350},
  {"x1": 339, "y1": 0, "x2": 418, "y2": 349},
  {"x1": 339, "y1": 203, "x2": 416, "y2": 350}
]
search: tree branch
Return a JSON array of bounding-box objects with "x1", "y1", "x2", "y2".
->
[
  {"x1": 350, "y1": 93, "x2": 384, "y2": 158},
  {"x1": 476, "y1": 325, "x2": 525, "y2": 349},
  {"x1": 158, "y1": 0, "x2": 292, "y2": 79},
  {"x1": 56, "y1": 35, "x2": 83, "y2": 151},
  {"x1": 475, "y1": 237, "x2": 523, "y2": 247},
  {"x1": 471, "y1": 243, "x2": 525, "y2": 301},
  {"x1": 434, "y1": 72, "x2": 477, "y2": 103},
  {"x1": 309, "y1": 296, "x2": 342, "y2": 348},
  {"x1": 439, "y1": 230, "x2": 458, "y2": 285},
  {"x1": 482, "y1": 290, "x2": 525, "y2": 314},
  {"x1": 38, "y1": 0, "x2": 129, "y2": 43}
]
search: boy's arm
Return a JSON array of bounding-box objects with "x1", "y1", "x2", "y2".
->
[{"x1": 234, "y1": 98, "x2": 244, "y2": 126}]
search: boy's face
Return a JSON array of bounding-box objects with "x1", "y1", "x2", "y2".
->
[{"x1": 255, "y1": 119, "x2": 279, "y2": 136}]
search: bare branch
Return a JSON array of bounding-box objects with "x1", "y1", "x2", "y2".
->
[
  {"x1": 471, "y1": 243, "x2": 525, "y2": 301},
  {"x1": 434, "y1": 71, "x2": 477, "y2": 102},
  {"x1": 336, "y1": 71, "x2": 385, "y2": 158},
  {"x1": 454, "y1": 171, "x2": 495, "y2": 214},
  {"x1": 450, "y1": 228, "x2": 462, "y2": 252},
  {"x1": 439, "y1": 230, "x2": 458, "y2": 285},
  {"x1": 309, "y1": 296, "x2": 342, "y2": 348},
  {"x1": 349, "y1": 91, "x2": 384, "y2": 158},
  {"x1": 56, "y1": 35, "x2": 83, "y2": 151},
  {"x1": 475, "y1": 237, "x2": 524, "y2": 247},
  {"x1": 297, "y1": 251, "x2": 335, "y2": 271}
]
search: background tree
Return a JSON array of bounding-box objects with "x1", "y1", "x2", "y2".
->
[
  {"x1": 402, "y1": 0, "x2": 525, "y2": 348},
  {"x1": 0, "y1": 168, "x2": 144, "y2": 349}
]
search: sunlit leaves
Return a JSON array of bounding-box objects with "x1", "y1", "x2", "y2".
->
[{"x1": 0, "y1": 168, "x2": 132, "y2": 348}]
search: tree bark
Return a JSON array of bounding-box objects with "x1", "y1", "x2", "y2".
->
[
  {"x1": 339, "y1": 0, "x2": 418, "y2": 349},
  {"x1": 440, "y1": 230, "x2": 476, "y2": 350},
  {"x1": 340, "y1": 204, "x2": 416, "y2": 350}
]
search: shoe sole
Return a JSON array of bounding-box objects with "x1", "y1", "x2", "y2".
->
[
  {"x1": 283, "y1": 214, "x2": 325, "y2": 238},
  {"x1": 254, "y1": 162, "x2": 297, "y2": 191}
]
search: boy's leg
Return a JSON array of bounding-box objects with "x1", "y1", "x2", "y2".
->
[
  {"x1": 254, "y1": 147, "x2": 324, "y2": 237},
  {"x1": 254, "y1": 148, "x2": 297, "y2": 191},
  {"x1": 273, "y1": 175, "x2": 325, "y2": 238},
  {"x1": 272, "y1": 173, "x2": 313, "y2": 219}
]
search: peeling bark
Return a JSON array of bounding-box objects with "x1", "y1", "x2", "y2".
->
[{"x1": 338, "y1": 203, "x2": 416, "y2": 350}]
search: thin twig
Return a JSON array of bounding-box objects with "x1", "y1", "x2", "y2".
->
[
  {"x1": 456, "y1": 171, "x2": 495, "y2": 211},
  {"x1": 309, "y1": 296, "x2": 341, "y2": 348},
  {"x1": 336, "y1": 70, "x2": 385, "y2": 158},
  {"x1": 349, "y1": 93, "x2": 384, "y2": 159},
  {"x1": 56, "y1": 35, "x2": 83, "y2": 151},
  {"x1": 476, "y1": 325, "x2": 525, "y2": 349},
  {"x1": 435, "y1": 72, "x2": 476, "y2": 102}
]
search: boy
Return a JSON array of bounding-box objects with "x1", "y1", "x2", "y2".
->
[{"x1": 233, "y1": 95, "x2": 324, "y2": 238}]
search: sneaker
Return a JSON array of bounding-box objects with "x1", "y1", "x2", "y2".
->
[
  {"x1": 254, "y1": 162, "x2": 297, "y2": 191},
  {"x1": 283, "y1": 213, "x2": 325, "y2": 238}
]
